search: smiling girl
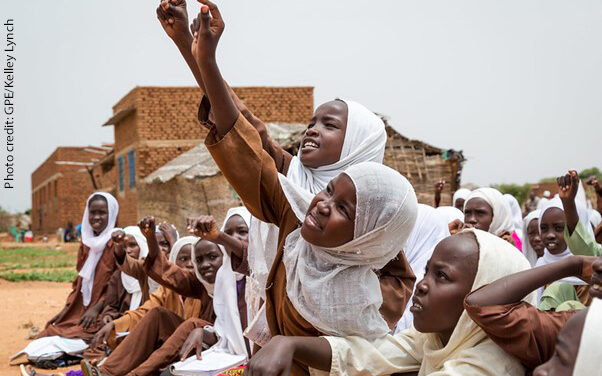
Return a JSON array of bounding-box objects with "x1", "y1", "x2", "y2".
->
[{"x1": 37, "y1": 192, "x2": 119, "y2": 341}]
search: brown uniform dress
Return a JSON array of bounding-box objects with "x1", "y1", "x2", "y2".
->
[
  {"x1": 206, "y1": 114, "x2": 414, "y2": 375},
  {"x1": 464, "y1": 298, "x2": 575, "y2": 372},
  {"x1": 200, "y1": 97, "x2": 415, "y2": 330},
  {"x1": 99, "y1": 252, "x2": 214, "y2": 376},
  {"x1": 116, "y1": 254, "x2": 153, "y2": 303},
  {"x1": 37, "y1": 241, "x2": 117, "y2": 341}
]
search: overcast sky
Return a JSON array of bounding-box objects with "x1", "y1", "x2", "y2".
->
[{"x1": 1, "y1": 0, "x2": 601, "y2": 213}]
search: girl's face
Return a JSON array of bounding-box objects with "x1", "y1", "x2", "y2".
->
[
  {"x1": 540, "y1": 208, "x2": 567, "y2": 255},
  {"x1": 175, "y1": 245, "x2": 194, "y2": 270},
  {"x1": 88, "y1": 198, "x2": 109, "y2": 235},
  {"x1": 454, "y1": 198, "x2": 465, "y2": 212},
  {"x1": 463, "y1": 198, "x2": 494, "y2": 232},
  {"x1": 300, "y1": 173, "x2": 356, "y2": 248},
  {"x1": 527, "y1": 219, "x2": 545, "y2": 257},
  {"x1": 194, "y1": 240, "x2": 224, "y2": 284},
  {"x1": 223, "y1": 214, "x2": 249, "y2": 243},
  {"x1": 155, "y1": 231, "x2": 170, "y2": 255},
  {"x1": 410, "y1": 234, "x2": 479, "y2": 345},
  {"x1": 532, "y1": 309, "x2": 586, "y2": 376},
  {"x1": 124, "y1": 235, "x2": 141, "y2": 259},
  {"x1": 299, "y1": 100, "x2": 348, "y2": 169}
]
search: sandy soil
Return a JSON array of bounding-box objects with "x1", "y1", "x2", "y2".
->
[{"x1": 0, "y1": 279, "x2": 78, "y2": 376}]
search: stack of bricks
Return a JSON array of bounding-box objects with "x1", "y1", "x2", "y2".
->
[{"x1": 31, "y1": 147, "x2": 110, "y2": 234}]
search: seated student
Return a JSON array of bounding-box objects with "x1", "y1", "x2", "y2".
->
[
  {"x1": 90, "y1": 236, "x2": 199, "y2": 352},
  {"x1": 532, "y1": 298, "x2": 601, "y2": 376},
  {"x1": 463, "y1": 253, "x2": 597, "y2": 373},
  {"x1": 245, "y1": 229, "x2": 532, "y2": 375},
  {"x1": 190, "y1": 4, "x2": 419, "y2": 375},
  {"x1": 37, "y1": 193, "x2": 119, "y2": 341},
  {"x1": 84, "y1": 224, "x2": 218, "y2": 376},
  {"x1": 558, "y1": 170, "x2": 602, "y2": 257},
  {"x1": 460, "y1": 187, "x2": 517, "y2": 246},
  {"x1": 522, "y1": 210, "x2": 545, "y2": 267},
  {"x1": 156, "y1": 0, "x2": 416, "y2": 330}
]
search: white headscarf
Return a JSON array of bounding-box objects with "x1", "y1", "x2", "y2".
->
[
  {"x1": 452, "y1": 188, "x2": 471, "y2": 208},
  {"x1": 535, "y1": 197, "x2": 590, "y2": 300},
  {"x1": 168, "y1": 236, "x2": 198, "y2": 264},
  {"x1": 79, "y1": 192, "x2": 119, "y2": 307},
  {"x1": 279, "y1": 161, "x2": 418, "y2": 339},
  {"x1": 504, "y1": 194, "x2": 524, "y2": 242},
  {"x1": 211, "y1": 207, "x2": 251, "y2": 358},
  {"x1": 522, "y1": 210, "x2": 542, "y2": 267},
  {"x1": 573, "y1": 298, "x2": 602, "y2": 375},
  {"x1": 396, "y1": 204, "x2": 450, "y2": 332},
  {"x1": 464, "y1": 187, "x2": 514, "y2": 237},
  {"x1": 435, "y1": 206, "x2": 464, "y2": 225},
  {"x1": 116, "y1": 226, "x2": 149, "y2": 311},
  {"x1": 588, "y1": 209, "x2": 602, "y2": 229},
  {"x1": 247, "y1": 98, "x2": 387, "y2": 301}
]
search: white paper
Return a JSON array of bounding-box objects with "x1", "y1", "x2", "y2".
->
[
  {"x1": 11, "y1": 336, "x2": 88, "y2": 361},
  {"x1": 170, "y1": 348, "x2": 246, "y2": 376},
  {"x1": 243, "y1": 303, "x2": 272, "y2": 347}
]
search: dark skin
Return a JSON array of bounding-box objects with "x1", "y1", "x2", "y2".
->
[
  {"x1": 465, "y1": 255, "x2": 594, "y2": 307},
  {"x1": 590, "y1": 256, "x2": 602, "y2": 299},
  {"x1": 463, "y1": 198, "x2": 494, "y2": 232},
  {"x1": 155, "y1": 231, "x2": 171, "y2": 255},
  {"x1": 186, "y1": 214, "x2": 248, "y2": 259},
  {"x1": 158, "y1": 221, "x2": 178, "y2": 251},
  {"x1": 454, "y1": 198, "x2": 465, "y2": 212},
  {"x1": 557, "y1": 170, "x2": 580, "y2": 235},
  {"x1": 245, "y1": 234, "x2": 480, "y2": 376},
  {"x1": 159, "y1": 0, "x2": 348, "y2": 170},
  {"x1": 193, "y1": 239, "x2": 223, "y2": 284},
  {"x1": 532, "y1": 309, "x2": 586, "y2": 376},
  {"x1": 111, "y1": 231, "x2": 141, "y2": 264},
  {"x1": 77, "y1": 197, "x2": 110, "y2": 329},
  {"x1": 434, "y1": 179, "x2": 445, "y2": 208},
  {"x1": 526, "y1": 218, "x2": 545, "y2": 258},
  {"x1": 92, "y1": 244, "x2": 195, "y2": 347},
  {"x1": 540, "y1": 208, "x2": 567, "y2": 255}
]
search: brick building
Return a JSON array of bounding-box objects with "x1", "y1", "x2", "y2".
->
[{"x1": 31, "y1": 145, "x2": 113, "y2": 233}]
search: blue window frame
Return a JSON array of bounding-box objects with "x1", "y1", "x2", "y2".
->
[
  {"x1": 128, "y1": 150, "x2": 135, "y2": 189},
  {"x1": 118, "y1": 155, "x2": 125, "y2": 192}
]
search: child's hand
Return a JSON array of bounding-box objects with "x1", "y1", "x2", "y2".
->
[
  {"x1": 179, "y1": 328, "x2": 205, "y2": 361},
  {"x1": 187, "y1": 215, "x2": 220, "y2": 241},
  {"x1": 586, "y1": 175, "x2": 602, "y2": 194},
  {"x1": 557, "y1": 170, "x2": 580, "y2": 201},
  {"x1": 434, "y1": 179, "x2": 445, "y2": 194},
  {"x1": 138, "y1": 216, "x2": 156, "y2": 238},
  {"x1": 575, "y1": 256, "x2": 596, "y2": 284},
  {"x1": 111, "y1": 230, "x2": 126, "y2": 245},
  {"x1": 448, "y1": 219, "x2": 465, "y2": 235},
  {"x1": 159, "y1": 221, "x2": 178, "y2": 247},
  {"x1": 191, "y1": 0, "x2": 225, "y2": 66},
  {"x1": 246, "y1": 336, "x2": 295, "y2": 376},
  {"x1": 156, "y1": 0, "x2": 191, "y2": 45}
]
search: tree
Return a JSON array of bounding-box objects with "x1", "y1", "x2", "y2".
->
[
  {"x1": 579, "y1": 167, "x2": 602, "y2": 181},
  {"x1": 491, "y1": 183, "x2": 532, "y2": 206}
]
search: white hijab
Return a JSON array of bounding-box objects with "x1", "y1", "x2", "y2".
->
[
  {"x1": 588, "y1": 209, "x2": 602, "y2": 229},
  {"x1": 168, "y1": 236, "x2": 198, "y2": 264},
  {"x1": 247, "y1": 98, "x2": 387, "y2": 300},
  {"x1": 279, "y1": 161, "x2": 418, "y2": 339},
  {"x1": 396, "y1": 204, "x2": 450, "y2": 332},
  {"x1": 79, "y1": 192, "x2": 119, "y2": 307},
  {"x1": 452, "y1": 188, "x2": 471, "y2": 208},
  {"x1": 464, "y1": 187, "x2": 514, "y2": 237},
  {"x1": 435, "y1": 206, "x2": 464, "y2": 225},
  {"x1": 504, "y1": 193, "x2": 524, "y2": 242},
  {"x1": 211, "y1": 207, "x2": 251, "y2": 358},
  {"x1": 535, "y1": 197, "x2": 590, "y2": 300},
  {"x1": 574, "y1": 298, "x2": 602, "y2": 375},
  {"x1": 522, "y1": 209, "x2": 542, "y2": 267},
  {"x1": 118, "y1": 226, "x2": 148, "y2": 311}
]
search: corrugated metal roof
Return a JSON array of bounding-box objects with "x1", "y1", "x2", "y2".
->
[{"x1": 144, "y1": 122, "x2": 306, "y2": 184}]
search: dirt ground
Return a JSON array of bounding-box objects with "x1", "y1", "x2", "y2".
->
[{"x1": 0, "y1": 279, "x2": 78, "y2": 376}]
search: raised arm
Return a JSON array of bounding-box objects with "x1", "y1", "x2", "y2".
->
[
  {"x1": 557, "y1": 170, "x2": 580, "y2": 235},
  {"x1": 139, "y1": 216, "x2": 205, "y2": 299},
  {"x1": 433, "y1": 179, "x2": 445, "y2": 208},
  {"x1": 465, "y1": 256, "x2": 593, "y2": 307}
]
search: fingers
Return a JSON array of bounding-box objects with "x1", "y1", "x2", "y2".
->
[
  {"x1": 195, "y1": 342, "x2": 203, "y2": 360},
  {"x1": 198, "y1": 0, "x2": 223, "y2": 24},
  {"x1": 179, "y1": 339, "x2": 193, "y2": 361},
  {"x1": 199, "y1": 4, "x2": 211, "y2": 32}
]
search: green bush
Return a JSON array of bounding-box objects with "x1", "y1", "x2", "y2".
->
[
  {"x1": 0, "y1": 270, "x2": 77, "y2": 283},
  {"x1": 491, "y1": 183, "x2": 531, "y2": 206}
]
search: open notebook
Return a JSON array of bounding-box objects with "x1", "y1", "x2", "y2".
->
[{"x1": 170, "y1": 349, "x2": 246, "y2": 376}]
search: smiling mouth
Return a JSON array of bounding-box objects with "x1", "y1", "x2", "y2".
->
[
  {"x1": 545, "y1": 242, "x2": 558, "y2": 249},
  {"x1": 304, "y1": 212, "x2": 322, "y2": 231},
  {"x1": 301, "y1": 140, "x2": 319, "y2": 151},
  {"x1": 410, "y1": 297, "x2": 424, "y2": 313}
]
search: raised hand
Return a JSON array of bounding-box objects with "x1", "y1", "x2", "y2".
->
[
  {"x1": 156, "y1": 0, "x2": 191, "y2": 45},
  {"x1": 138, "y1": 216, "x2": 157, "y2": 239},
  {"x1": 111, "y1": 229, "x2": 127, "y2": 260},
  {"x1": 557, "y1": 170, "x2": 579, "y2": 201},
  {"x1": 191, "y1": 0, "x2": 225, "y2": 66},
  {"x1": 187, "y1": 215, "x2": 220, "y2": 241},
  {"x1": 179, "y1": 328, "x2": 205, "y2": 361},
  {"x1": 434, "y1": 179, "x2": 445, "y2": 194},
  {"x1": 158, "y1": 221, "x2": 178, "y2": 248}
]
